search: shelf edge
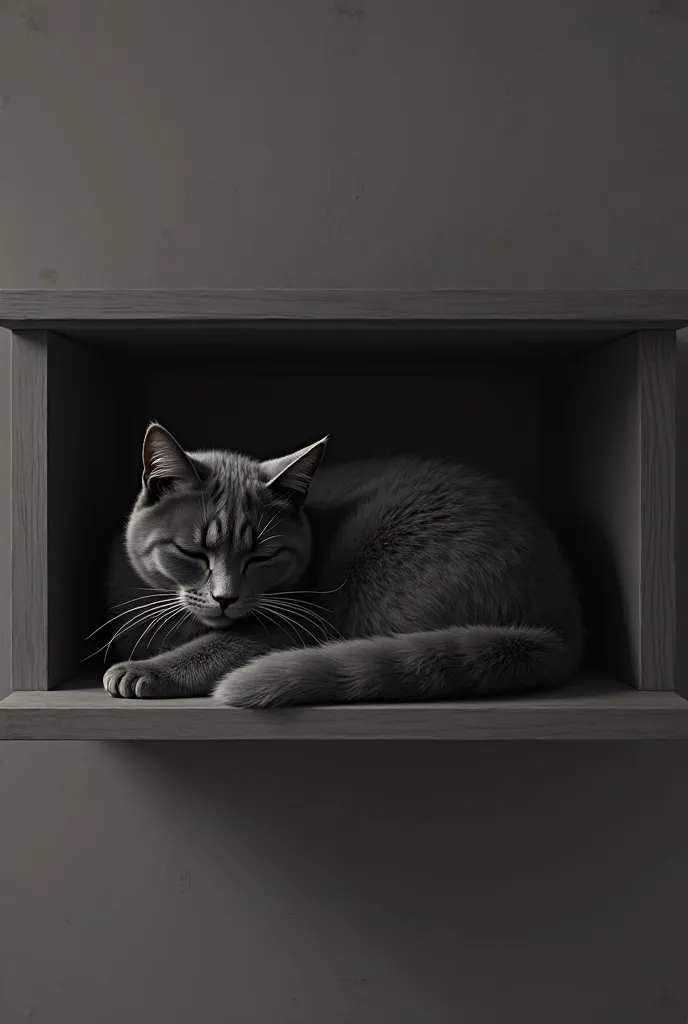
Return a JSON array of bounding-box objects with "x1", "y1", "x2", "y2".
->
[
  {"x1": 2, "y1": 289, "x2": 688, "y2": 326},
  {"x1": 2, "y1": 689, "x2": 688, "y2": 741}
]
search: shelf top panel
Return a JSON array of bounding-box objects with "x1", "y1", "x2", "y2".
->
[
  {"x1": 1, "y1": 289, "x2": 688, "y2": 329},
  {"x1": 2, "y1": 674, "x2": 688, "y2": 741}
]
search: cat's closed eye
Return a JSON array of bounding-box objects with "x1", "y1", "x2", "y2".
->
[
  {"x1": 246, "y1": 551, "x2": 279, "y2": 565},
  {"x1": 173, "y1": 543, "x2": 209, "y2": 564}
]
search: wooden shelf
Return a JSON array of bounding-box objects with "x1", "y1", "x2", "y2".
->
[
  {"x1": 1, "y1": 288, "x2": 688, "y2": 328},
  {"x1": 1, "y1": 299, "x2": 684, "y2": 741},
  {"x1": 1, "y1": 675, "x2": 688, "y2": 741}
]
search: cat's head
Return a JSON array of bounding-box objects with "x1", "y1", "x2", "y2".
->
[{"x1": 125, "y1": 424, "x2": 327, "y2": 628}]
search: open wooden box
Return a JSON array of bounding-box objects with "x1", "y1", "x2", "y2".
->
[{"x1": 1, "y1": 289, "x2": 687, "y2": 740}]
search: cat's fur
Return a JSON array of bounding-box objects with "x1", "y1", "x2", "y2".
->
[{"x1": 103, "y1": 424, "x2": 584, "y2": 706}]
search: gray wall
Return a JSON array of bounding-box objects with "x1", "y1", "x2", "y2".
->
[{"x1": 1, "y1": 2, "x2": 688, "y2": 1021}]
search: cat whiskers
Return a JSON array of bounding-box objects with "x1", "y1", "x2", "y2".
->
[
  {"x1": 110, "y1": 589, "x2": 179, "y2": 609},
  {"x1": 262, "y1": 595, "x2": 342, "y2": 638},
  {"x1": 256, "y1": 595, "x2": 342, "y2": 646},
  {"x1": 172, "y1": 609, "x2": 196, "y2": 642},
  {"x1": 129, "y1": 599, "x2": 189, "y2": 660},
  {"x1": 273, "y1": 579, "x2": 348, "y2": 598},
  {"x1": 83, "y1": 595, "x2": 182, "y2": 662},
  {"x1": 85, "y1": 594, "x2": 181, "y2": 640},
  {"x1": 268, "y1": 592, "x2": 339, "y2": 616},
  {"x1": 256, "y1": 509, "x2": 282, "y2": 542},
  {"x1": 251, "y1": 606, "x2": 305, "y2": 648},
  {"x1": 249, "y1": 609, "x2": 270, "y2": 636},
  {"x1": 102, "y1": 600, "x2": 182, "y2": 662}
]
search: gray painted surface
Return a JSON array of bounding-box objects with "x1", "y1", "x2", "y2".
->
[
  {"x1": 2, "y1": 1, "x2": 688, "y2": 1021},
  {"x1": 2, "y1": 741, "x2": 688, "y2": 1023},
  {"x1": 0, "y1": 1, "x2": 687, "y2": 290}
]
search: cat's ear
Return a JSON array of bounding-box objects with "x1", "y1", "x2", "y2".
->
[
  {"x1": 142, "y1": 423, "x2": 199, "y2": 497},
  {"x1": 261, "y1": 436, "x2": 328, "y2": 503}
]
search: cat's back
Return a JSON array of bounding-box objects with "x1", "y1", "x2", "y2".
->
[
  {"x1": 306, "y1": 453, "x2": 536, "y2": 580},
  {"x1": 305, "y1": 453, "x2": 581, "y2": 638},
  {"x1": 307, "y1": 454, "x2": 526, "y2": 523}
]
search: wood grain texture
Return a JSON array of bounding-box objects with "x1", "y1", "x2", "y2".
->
[
  {"x1": 0, "y1": 674, "x2": 687, "y2": 741},
  {"x1": 547, "y1": 331, "x2": 676, "y2": 691},
  {"x1": 0, "y1": 331, "x2": 11, "y2": 699},
  {"x1": 11, "y1": 332, "x2": 48, "y2": 690},
  {"x1": 1, "y1": 289, "x2": 688, "y2": 325},
  {"x1": 638, "y1": 333, "x2": 675, "y2": 690},
  {"x1": 676, "y1": 337, "x2": 688, "y2": 700}
]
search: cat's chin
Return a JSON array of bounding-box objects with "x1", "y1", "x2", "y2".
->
[
  {"x1": 196, "y1": 617, "x2": 234, "y2": 630},
  {"x1": 195, "y1": 611, "x2": 246, "y2": 630}
]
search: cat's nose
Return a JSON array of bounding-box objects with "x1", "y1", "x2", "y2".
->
[{"x1": 214, "y1": 596, "x2": 238, "y2": 611}]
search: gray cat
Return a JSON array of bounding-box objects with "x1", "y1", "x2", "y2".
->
[{"x1": 102, "y1": 423, "x2": 584, "y2": 706}]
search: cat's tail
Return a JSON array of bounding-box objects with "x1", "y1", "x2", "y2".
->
[{"x1": 213, "y1": 625, "x2": 581, "y2": 707}]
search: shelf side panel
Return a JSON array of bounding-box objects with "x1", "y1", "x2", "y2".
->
[
  {"x1": 0, "y1": 331, "x2": 11, "y2": 699},
  {"x1": 11, "y1": 331, "x2": 49, "y2": 690},
  {"x1": 639, "y1": 332, "x2": 675, "y2": 691},
  {"x1": 549, "y1": 331, "x2": 675, "y2": 691}
]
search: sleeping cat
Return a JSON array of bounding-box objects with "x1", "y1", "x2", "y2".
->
[{"x1": 103, "y1": 423, "x2": 584, "y2": 705}]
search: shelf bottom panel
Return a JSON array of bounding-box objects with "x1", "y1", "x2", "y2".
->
[{"x1": 1, "y1": 672, "x2": 687, "y2": 740}]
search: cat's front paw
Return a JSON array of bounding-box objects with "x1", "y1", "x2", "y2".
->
[{"x1": 103, "y1": 660, "x2": 176, "y2": 699}]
